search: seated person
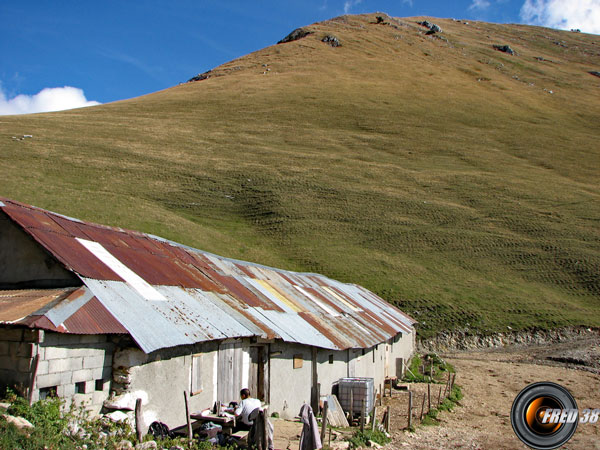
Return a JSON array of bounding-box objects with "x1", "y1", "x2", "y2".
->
[{"x1": 233, "y1": 388, "x2": 262, "y2": 431}]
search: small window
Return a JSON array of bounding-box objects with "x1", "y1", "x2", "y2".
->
[
  {"x1": 329, "y1": 354, "x2": 334, "y2": 364},
  {"x1": 95, "y1": 379, "x2": 105, "y2": 392},
  {"x1": 191, "y1": 354, "x2": 203, "y2": 395},
  {"x1": 293, "y1": 354, "x2": 303, "y2": 369},
  {"x1": 75, "y1": 382, "x2": 86, "y2": 394},
  {"x1": 39, "y1": 386, "x2": 57, "y2": 400}
]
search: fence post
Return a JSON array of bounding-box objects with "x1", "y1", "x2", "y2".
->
[
  {"x1": 385, "y1": 405, "x2": 391, "y2": 432},
  {"x1": 360, "y1": 399, "x2": 365, "y2": 432},
  {"x1": 321, "y1": 400, "x2": 329, "y2": 444},
  {"x1": 135, "y1": 398, "x2": 143, "y2": 443},
  {"x1": 407, "y1": 391, "x2": 413, "y2": 429},
  {"x1": 372, "y1": 406, "x2": 378, "y2": 431},
  {"x1": 427, "y1": 383, "x2": 431, "y2": 412},
  {"x1": 183, "y1": 391, "x2": 192, "y2": 445}
]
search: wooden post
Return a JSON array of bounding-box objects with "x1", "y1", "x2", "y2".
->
[
  {"x1": 385, "y1": 405, "x2": 391, "y2": 432},
  {"x1": 262, "y1": 411, "x2": 268, "y2": 450},
  {"x1": 421, "y1": 364, "x2": 425, "y2": 377},
  {"x1": 443, "y1": 373, "x2": 450, "y2": 400},
  {"x1": 379, "y1": 383, "x2": 383, "y2": 400},
  {"x1": 451, "y1": 373, "x2": 456, "y2": 391},
  {"x1": 184, "y1": 391, "x2": 193, "y2": 445},
  {"x1": 360, "y1": 399, "x2": 365, "y2": 432},
  {"x1": 420, "y1": 393, "x2": 426, "y2": 420},
  {"x1": 372, "y1": 406, "x2": 378, "y2": 431},
  {"x1": 350, "y1": 389, "x2": 354, "y2": 423},
  {"x1": 135, "y1": 398, "x2": 143, "y2": 443},
  {"x1": 320, "y1": 400, "x2": 329, "y2": 444},
  {"x1": 438, "y1": 386, "x2": 443, "y2": 406},
  {"x1": 407, "y1": 391, "x2": 413, "y2": 430},
  {"x1": 427, "y1": 383, "x2": 431, "y2": 412},
  {"x1": 429, "y1": 360, "x2": 434, "y2": 377}
]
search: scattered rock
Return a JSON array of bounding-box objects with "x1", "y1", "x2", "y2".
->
[
  {"x1": 0, "y1": 402, "x2": 11, "y2": 409},
  {"x1": 590, "y1": 71, "x2": 600, "y2": 78},
  {"x1": 278, "y1": 28, "x2": 312, "y2": 44},
  {"x1": 169, "y1": 446, "x2": 184, "y2": 450},
  {"x1": 322, "y1": 35, "x2": 341, "y2": 47},
  {"x1": 104, "y1": 392, "x2": 147, "y2": 411},
  {"x1": 2, "y1": 414, "x2": 34, "y2": 430},
  {"x1": 493, "y1": 44, "x2": 515, "y2": 55},
  {"x1": 418, "y1": 21, "x2": 442, "y2": 34},
  {"x1": 116, "y1": 440, "x2": 133, "y2": 450},
  {"x1": 368, "y1": 440, "x2": 383, "y2": 448},
  {"x1": 329, "y1": 442, "x2": 350, "y2": 450},
  {"x1": 105, "y1": 411, "x2": 130, "y2": 423},
  {"x1": 135, "y1": 441, "x2": 157, "y2": 450}
]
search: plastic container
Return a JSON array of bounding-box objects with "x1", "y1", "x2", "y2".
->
[{"x1": 337, "y1": 377, "x2": 374, "y2": 415}]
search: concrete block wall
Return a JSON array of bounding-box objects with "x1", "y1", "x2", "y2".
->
[
  {"x1": 33, "y1": 332, "x2": 114, "y2": 415},
  {"x1": 0, "y1": 328, "x2": 39, "y2": 396}
]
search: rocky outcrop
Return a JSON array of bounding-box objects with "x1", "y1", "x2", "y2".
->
[
  {"x1": 494, "y1": 44, "x2": 515, "y2": 55},
  {"x1": 419, "y1": 326, "x2": 599, "y2": 352},
  {"x1": 418, "y1": 21, "x2": 442, "y2": 34},
  {"x1": 278, "y1": 28, "x2": 313, "y2": 44},
  {"x1": 322, "y1": 35, "x2": 342, "y2": 47},
  {"x1": 188, "y1": 71, "x2": 211, "y2": 82}
]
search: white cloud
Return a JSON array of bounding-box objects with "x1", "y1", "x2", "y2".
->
[
  {"x1": 343, "y1": 0, "x2": 362, "y2": 14},
  {"x1": 520, "y1": 0, "x2": 600, "y2": 34},
  {"x1": 469, "y1": 0, "x2": 492, "y2": 10},
  {"x1": 0, "y1": 86, "x2": 100, "y2": 116}
]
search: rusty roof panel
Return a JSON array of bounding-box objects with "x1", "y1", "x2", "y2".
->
[
  {"x1": 28, "y1": 228, "x2": 122, "y2": 281},
  {"x1": 0, "y1": 289, "x2": 75, "y2": 323},
  {"x1": 0, "y1": 287, "x2": 127, "y2": 335},
  {"x1": 0, "y1": 198, "x2": 415, "y2": 353},
  {"x1": 62, "y1": 297, "x2": 128, "y2": 334}
]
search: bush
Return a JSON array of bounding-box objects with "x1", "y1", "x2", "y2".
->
[
  {"x1": 402, "y1": 353, "x2": 456, "y2": 383},
  {"x1": 347, "y1": 429, "x2": 391, "y2": 448}
]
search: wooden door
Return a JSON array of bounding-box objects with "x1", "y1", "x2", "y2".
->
[{"x1": 217, "y1": 342, "x2": 243, "y2": 404}]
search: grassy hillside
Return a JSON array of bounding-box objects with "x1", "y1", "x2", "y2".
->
[{"x1": 1, "y1": 14, "x2": 599, "y2": 339}]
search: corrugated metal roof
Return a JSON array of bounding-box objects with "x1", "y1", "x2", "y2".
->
[
  {"x1": 0, "y1": 198, "x2": 415, "y2": 353},
  {"x1": 0, "y1": 287, "x2": 127, "y2": 334}
]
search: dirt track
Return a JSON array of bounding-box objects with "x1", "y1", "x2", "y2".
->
[{"x1": 394, "y1": 337, "x2": 600, "y2": 449}]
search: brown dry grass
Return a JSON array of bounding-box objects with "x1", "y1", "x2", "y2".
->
[{"x1": 1, "y1": 14, "x2": 599, "y2": 338}]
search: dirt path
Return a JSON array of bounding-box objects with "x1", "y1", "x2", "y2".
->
[{"x1": 394, "y1": 339, "x2": 600, "y2": 449}]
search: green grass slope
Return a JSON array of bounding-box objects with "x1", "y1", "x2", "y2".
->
[{"x1": 1, "y1": 14, "x2": 599, "y2": 339}]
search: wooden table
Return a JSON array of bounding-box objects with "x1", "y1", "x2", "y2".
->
[{"x1": 190, "y1": 412, "x2": 236, "y2": 435}]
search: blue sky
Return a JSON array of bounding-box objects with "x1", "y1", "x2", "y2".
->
[{"x1": 1, "y1": 0, "x2": 598, "y2": 114}]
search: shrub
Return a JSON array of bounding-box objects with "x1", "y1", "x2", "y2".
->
[{"x1": 347, "y1": 429, "x2": 391, "y2": 448}]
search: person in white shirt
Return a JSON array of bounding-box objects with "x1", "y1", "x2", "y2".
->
[{"x1": 234, "y1": 388, "x2": 262, "y2": 431}]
